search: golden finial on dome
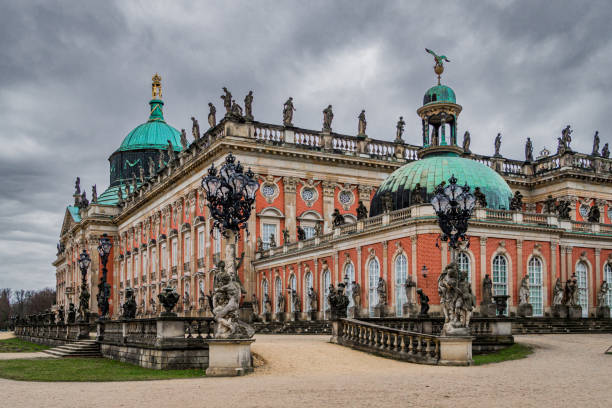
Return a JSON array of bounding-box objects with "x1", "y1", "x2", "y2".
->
[{"x1": 152, "y1": 73, "x2": 162, "y2": 99}]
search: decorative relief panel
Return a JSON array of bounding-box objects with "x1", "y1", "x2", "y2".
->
[
  {"x1": 299, "y1": 179, "x2": 320, "y2": 207},
  {"x1": 259, "y1": 175, "x2": 281, "y2": 204}
]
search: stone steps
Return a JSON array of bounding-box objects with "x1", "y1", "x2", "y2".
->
[{"x1": 42, "y1": 339, "x2": 102, "y2": 358}]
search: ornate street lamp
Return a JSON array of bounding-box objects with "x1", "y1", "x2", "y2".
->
[
  {"x1": 78, "y1": 249, "x2": 91, "y2": 321},
  {"x1": 97, "y1": 233, "x2": 112, "y2": 319},
  {"x1": 430, "y1": 175, "x2": 476, "y2": 261}
]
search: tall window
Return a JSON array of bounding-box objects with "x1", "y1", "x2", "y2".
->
[
  {"x1": 171, "y1": 240, "x2": 178, "y2": 266},
  {"x1": 151, "y1": 249, "x2": 157, "y2": 276},
  {"x1": 135, "y1": 256, "x2": 139, "y2": 281},
  {"x1": 289, "y1": 275, "x2": 297, "y2": 312},
  {"x1": 576, "y1": 262, "x2": 589, "y2": 317},
  {"x1": 605, "y1": 263, "x2": 612, "y2": 316},
  {"x1": 198, "y1": 229, "x2": 204, "y2": 259},
  {"x1": 457, "y1": 252, "x2": 471, "y2": 282},
  {"x1": 323, "y1": 270, "x2": 331, "y2": 318},
  {"x1": 262, "y1": 279, "x2": 269, "y2": 311},
  {"x1": 143, "y1": 253, "x2": 148, "y2": 279},
  {"x1": 344, "y1": 263, "x2": 355, "y2": 307},
  {"x1": 161, "y1": 243, "x2": 167, "y2": 270},
  {"x1": 492, "y1": 255, "x2": 508, "y2": 296},
  {"x1": 275, "y1": 277, "x2": 283, "y2": 313},
  {"x1": 303, "y1": 226, "x2": 316, "y2": 240},
  {"x1": 304, "y1": 272, "x2": 313, "y2": 311},
  {"x1": 394, "y1": 254, "x2": 408, "y2": 316},
  {"x1": 262, "y1": 224, "x2": 276, "y2": 249},
  {"x1": 127, "y1": 259, "x2": 132, "y2": 283},
  {"x1": 213, "y1": 229, "x2": 221, "y2": 254},
  {"x1": 528, "y1": 257, "x2": 543, "y2": 316},
  {"x1": 184, "y1": 235, "x2": 190, "y2": 263},
  {"x1": 368, "y1": 259, "x2": 380, "y2": 317}
]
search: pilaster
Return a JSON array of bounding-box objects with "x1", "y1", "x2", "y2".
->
[
  {"x1": 322, "y1": 181, "x2": 335, "y2": 233},
  {"x1": 283, "y1": 176, "x2": 298, "y2": 243}
]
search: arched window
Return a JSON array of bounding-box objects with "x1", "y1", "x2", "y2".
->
[
  {"x1": 457, "y1": 252, "x2": 471, "y2": 282},
  {"x1": 576, "y1": 262, "x2": 589, "y2": 317},
  {"x1": 304, "y1": 272, "x2": 313, "y2": 311},
  {"x1": 262, "y1": 279, "x2": 269, "y2": 311},
  {"x1": 368, "y1": 258, "x2": 380, "y2": 317},
  {"x1": 492, "y1": 255, "x2": 508, "y2": 296},
  {"x1": 394, "y1": 254, "x2": 408, "y2": 316},
  {"x1": 604, "y1": 263, "x2": 612, "y2": 316},
  {"x1": 322, "y1": 270, "x2": 331, "y2": 319},
  {"x1": 528, "y1": 257, "x2": 543, "y2": 316},
  {"x1": 275, "y1": 277, "x2": 283, "y2": 313},
  {"x1": 289, "y1": 275, "x2": 297, "y2": 312},
  {"x1": 344, "y1": 263, "x2": 355, "y2": 307}
]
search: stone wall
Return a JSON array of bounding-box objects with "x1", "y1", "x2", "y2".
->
[
  {"x1": 100, "y1": 343, "x2": 208, "y2": 370},
  {"x1": 15, "y1": 335, "x2": 71, "y2": 348}
]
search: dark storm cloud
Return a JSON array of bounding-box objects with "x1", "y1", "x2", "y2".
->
[{"x1": 1, "y1": 0, "x2": 612, "y2": 290}]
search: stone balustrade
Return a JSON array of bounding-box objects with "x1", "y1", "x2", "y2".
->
[{"x1": 15, "y1": 322, "x2": 91, "y2": 346}]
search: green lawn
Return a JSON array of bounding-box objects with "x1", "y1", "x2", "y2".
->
[
  {"x1": 0, "y1": 358, "x2": 207, "y2": 381},
  {"x1": 473, "y1": 343, "x2": 533, "y2": 366},
  {"x1": 0, "y1": 338, "x2": 49, "y2": 353}
]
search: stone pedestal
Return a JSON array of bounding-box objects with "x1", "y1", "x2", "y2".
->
[
  {"x1": 330, "y1": 320, "x2": 343, "y2": 344},
  {"x1": 479, "y1": 303, "x2": 497, "y2": 317},
  {"x1": 518, "y1": 303, "x2": 533, "y2": 318},
  {"x1": 348, "y1": 306, "x2": 360, "y2": 319},
  {"x1": 488, "y1": 320, "x2": 512, "y2": 336},
  {"x1": 373, "y1": 305, "x2": 385, "y2": 318},
  {"x1": 262, "y1": 312, "x2": 271, "y2": 323},
  {"x1": 552, "y1": 304, "x2": 568, "y2": 318},
  {"x1": 290, "y1": 312, "x2": 300, "y2": 321},
  {"x1": 568, "y1": 305, "x2": 582, "y2": 319},
  {"x1": 596, "y1": 306, "x2": 610, "y2": 319},
  {"x1": 275, "y1": 312, "x2": 286, "y2": 322},
  {"x1": 402, "y1": 303, "x2": 418, "y2": 317},
  {"x1": 438, "y1": 336, "x2": 473, "y2": 366},
  {"x1": 205, "y1": 339, "x2": 255, "y2": 377}
]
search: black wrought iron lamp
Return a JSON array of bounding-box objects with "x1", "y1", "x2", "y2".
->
[{"x1": 97, "y1": 233, "x2": 112, "y2": 318}]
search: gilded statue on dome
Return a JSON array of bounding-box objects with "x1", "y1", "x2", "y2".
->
[{"x1": 152, "y1": 73, "x2": 162, "y2": 99}]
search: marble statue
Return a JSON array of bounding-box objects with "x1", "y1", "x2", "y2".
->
[
  {"x1": 332, "y1": 208, "x2": 345, "y2": 227},
  {"x1": 356, "y1": 201, "x2": 368, "y2": 220},
  {"x1": 230, "y1": 99, "x2": 243, "y2": 117},
  {"x1": 462, "y1": 131, "x2": 471, "y2": 153},
  {"x1": 519, "y1": 275, "x2": 530, "y2": 304},
  {"x1": 417, "y1": 289, "x2": 429, "y2": 316},
  {"x1": 208, "y1": 103, "x2": 216, "y2": 128},
  {"x1": 166, "y1": 140, "x2": 176, "y2": 163},
  {"x1": 351, "y1": 281, "x2": 361, "y2": 308},
  {"x1": 308, "y1": 288, "x2": 318, "y2": 312},
  {"x1": 494, "y1": 133, "x2": 502, "y2": 157},
  {"x1": 563, "y1": 273, "x2": 578, "y2": 307},
  {"x1": 314, "y1": 222, "x2": 322, "y2": 237},
  {"x1": 411, "y1": 183, "x2": 423, "y2": 205},
  {"x1": 283, "y1": 97, "x2": 296, "y2": 126},
  {"x1": 404, "y1": 274, "x2": 416, "y2": 305},
  {"x1": 263, "y1": 294, "x2": 272, "y2": 315},
  {"x1": 602, "y1": 143, "x2": 610, "y2": 158},
  {"x1": 139, "y1": 166, "x2": 145, "y2": 184},
  {"x1": 269, "y1": 233, "x2": 276, "y2": 248},
  {"x1": 91, "y1": 185, "x2": 97, "y2": 203},
  {"x1": 357, "y1": 110, "x2": 367, "y2": 136},
  {"x1": 482, "y1": 274, "x2": 493, "y2": 304},
  {"x1": 277, "y1": 291, "x2": 285, "y2": 313},
  {"x1": 552, "y1": 278, "x2": 564, "y2": 306},
  {"x1": 376, "y1": 277, "x2": 387, "y2": 306},
  {"x1": 382, "y1": 191, "x2": 393, "y2": 213},
  {"x1": 525, "y1": 137, "x2": 534, "y2": 162},
  {"x1": 438, "y1": 262, "x2": 474, "y2": 335},
  {"x1": 322, "y1": 105, "x2": 334, "y2": 131},
  {"x1": 395, "y1": 116, "x2": 405, "y2": 142},
  {"x1": 474, "y1": 187, "x2": 487, "y2": 208},
  {"x1": 221, "y1": 87, "x2": 232, "y2": 115},
  {"x1": 592, "y1": 131, "x2": 600, "y2": 156},
  {"x1": 597, "y1": 281, "x2": 609, "y2": 307},
  {"x1": 292, "y1": 289, "x2": 301, "y2": 313},
  {"x1": 588, "y1": 205, "x2": 600, "y2": 223},
  {"x1": 282, "y1": 228, "x2": 290, "y2": 245},
  {"x1": 148, "y1": 156, "x2": 156, "y2": 178},
  {"x1": 180, "y1": 129, "x2": 189, "y2": 150},
  {"x1": 122, "y1": 288, "x2": 137, "y2": 319},
  {"x1": 191, "y1": 116, "x2": 200, "y2": 140},
  {"x1": 244, "y1": 91, "x2": 254, "y2": 120},
  {"x1": 328, "y1": 283, "x2": 349, "y2": 319},
  {"x1": 74, "y1": 177, "x2": 81, "y2": 195},
  {"x1": 211, "y1": 266, "x2": 254, "y2": 339},
  {"x1": 571, "y1": 273, "x2": 580, "y2": 306},
  {"x1": 510, "y1": 190, "x2": 523, "y2": 211}
]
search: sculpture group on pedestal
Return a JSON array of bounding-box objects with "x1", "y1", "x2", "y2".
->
[
  {"x1": 211, "y1": 262, "x2": 254, "y2": 339},
  {"x1": 327, "y1": 283, "x2": 349, "y2": 320},
  {"x1": 438, "y1": 262, "x2": 475, "y2": 336},
  {"x1": 596, "y1": 280, "x2": 609, "y2": 318},
  {"x1": 403, "y1": 275, "x2": 418, "y2": 317},
  {"x1": 518, "y1": 274, "x2": 533, "y2": 317},
  {"x1": 122, "y1": 288, "x2": 137, "y2": 319}
]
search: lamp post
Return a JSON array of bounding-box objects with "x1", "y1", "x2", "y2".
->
[
  {"x1": 97, "y1": 233, "x2": 112, "y2": 319},
  {"x1": 77, "y1": 249, "x2": 91, "y2": 321},
  {"x1": 430, "y1": 175, "x2": 476, "y2": 261}
]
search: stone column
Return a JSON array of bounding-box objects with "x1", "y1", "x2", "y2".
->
[
  {"x1": 411, "y1": 235, "x2": 418, "y2": 287},
  {"x1": 283, "y1": 177, "x2": 298, "y2": 243},
  {"x1": 517, "y1": 239, "x2": 524, "y2": 280},
  {"x1": 480, "y1": 237, "x2": 487, "y2": 300},
  {"x1": 566, "y1": 247, "x2": 574, "y2": 280},
  {"x1": 595, "y1": 248, "x2": 601, "y2": 309},
  {"x1": 322, "y1": 181, "x2": 336, "y2": 234},
  {"x1": 382, "y1": 241, "x2": 389, "y2": 314},
  {"x1": 560, "y1": 245, "x2": 567, "y2": 282},
  {"x1": 550, "y1": 241, "x2": 558, "y2": 311}
]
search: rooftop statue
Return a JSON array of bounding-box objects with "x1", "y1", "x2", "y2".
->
[
  {"x1": 411, "y1": 183, "x2": 424, "y2": 205},
  {"x1": 158, "y1": 149, "x2": 165, "y2": 169},
  {"x1": 139, "y1": 166, "x2": 145, "y2": 183},
  {"x1": 510, "y1": 190, "x2": 523, "y2": 211},
  {"x1": 322, "y1": 105, "x2": 334, "y2": 131},
  {"x1": 525, "y1": 137, "x2": 534, "y2": 162},
  {"x1": 180, "y1": 129, "x2": 189, "y2": 150},
  {"x1": 332, "y1": 208, "x2": 345, "y2": 227},
  {"x1": 494, "y1": 132, "x2": 502, "y2": 157},
  {"x1": 357, "y1": 110, "x2": 367, "y2": 136},
  {"x1": 74, "y1": 177, "x2": 81, "y2": 195},
  {"x1": 230, "y1": 99, "x2": 243, "y2": 117},
  {"x1": 462, "y1": 131, "x2": 471, "y2": 153},
  {"x1": 244, "y1": 91, "x2": 254, "y2": 121},
  {"x1": 152, "y1": 73, "x2": 162, "y2": 99},
  {"x1": 544, "y1": 195, "x2": 556, "y2": 214},
  {"x1": 91, "y1": 185, "x2": 97, "y2": 203},
  {"x1": 148, "y1": 156, "x2": 156, "y2": 178},
  {"x1": 592, "y1": 131, "x2": 600, "y2": 156},
  {"x1": 395, "y1": 116, "x2": 405, "y2": 143},
  {"x1": 191, "y1": 116, "x2": 200, "y2": 140},
  {"x1": 207, "y1": 103, "x2": 217, "y2": 129},
  {"x1": 558, "y1": 125, "x2": 573, "y2": 154},
  {"x1": 283, "y1": 97, "x2": 296, "y2": 126},
  {"x1": 166, "y1": 140, "x2": 176, "y2": 163},
  {"x1": 587, "y1": 205, "x2": 600, "y2": 223},
  {"x1": 356, "y1": 201, "x2": 368, "y2": 220},
  {"x1": 221, "y1": 87, "x2": 232, "y2": 115},
  {"x1": 602, "y1": 143, "x2": 610, "y2": 158}
]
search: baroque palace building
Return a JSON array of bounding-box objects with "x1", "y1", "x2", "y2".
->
[{"x1": 53, "y1": 66, "x2": 612, "y2": 321}]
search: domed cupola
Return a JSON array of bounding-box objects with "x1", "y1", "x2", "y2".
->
[
  {"x1": 97, "y1": 74, "x2": 183, "y2": 205},
  {"x1": 369, "y1": 49, "x2": 512, "y2": 216}
]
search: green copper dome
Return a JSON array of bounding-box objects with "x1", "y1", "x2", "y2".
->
[
  {"x1": 117, "y1": 99, "x2": 182, "y2": 152},
  {"x1": 370, "y1": 152, "x2": 512, "y2": 216},
  {"x1": 423, "y1": 85, "x2": 456, "y2": 105}
]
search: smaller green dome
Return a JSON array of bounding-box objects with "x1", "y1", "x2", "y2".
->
[
  {"x1": 423, "y1": 85, "x2": 456, "y2": 105},
  {"x1": 117, "y1": 99, "x2": 182, "y2": 152}
]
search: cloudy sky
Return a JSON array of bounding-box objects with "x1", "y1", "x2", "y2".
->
[{"x1": 1, "y1": 0, "x2": 611, "y2": 290}]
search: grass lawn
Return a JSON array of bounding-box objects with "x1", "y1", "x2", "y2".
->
[
  {"x1": 0, "y1": 338, "x2": 49, "y2": 353},
  {"x1": 0, "y1": 358, "x2": 207, "y2": 381},
  {"x1": 473, "y1": 343, "x2": 533, "y2": 366}
]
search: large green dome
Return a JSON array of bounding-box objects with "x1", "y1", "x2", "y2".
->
[
  {"x1": 423, "y1": 84, "x2": 456, "y2": 105},
  {"x1": 370, "y1": 152, "x2": 512, "y2": 216},
  {"x1": 117, "y1": 99, "x2": 182, "y2": 152}
]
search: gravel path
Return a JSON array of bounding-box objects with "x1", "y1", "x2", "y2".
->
[{"x1": 1, "y1": 333, "x2": 611, "y2": 408}]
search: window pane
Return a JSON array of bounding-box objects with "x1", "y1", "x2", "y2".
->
[
  {"x1": 303, "y1": 226, "x2": 315, "y2": 239},
  {"x1": 368, "y1": 259, "x2": 379, "y2": 317},
  {"x1": 394, "y1": 255, "x2": 407, "y2": 316},
  {"x1": 458, "y1": 252, "x2": 470, "y2": 282},
  {"x1": 605, "y1": 264, "x2": 612, "y2": 316},
  {"x1": 576, "y1": 262, "x2": 588, "y2": 317},
  {"x1": 528, "y1": 257, "x2": 543, "y2": 316},
  {"x1": 344, "y1": 264, "x2": 355, "y2": 307},
  {"x1": 262, "y1": 224, "x2": 276, "y2": 250},
  {"x1": 323, "y1": 271, "x2": 331, "y2": 318}
]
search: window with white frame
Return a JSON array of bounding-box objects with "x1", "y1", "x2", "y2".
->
[
  {"x1": 172, "y1": 240, "x2": 177, "y2": 266},
  {"x1": 275, "y1": 277, "x2": 283, "y2": 313},
  {"x1": 394, "y1": 254, "x2": 408, "y2": 316},
  {"x1": 605, "y1": 263, "x2": 612, "y2": 315},
  {"x1": 457, "y1": 252, "x2": 471, "y2": 282},
  {"x1": 304, "y1": 272, "x2": 313, "y2": 311},
  {"x1": 576, "y1": 262, "x2": 589, "y2": 317},
  {"x1": 198, "y1": 229, "x2": 204, "y2": 259},
  {"x1": 323, "y1": 270, "x2": 331, "y2": 318},
  {"x1": 184, "y1": 235, "x2": 190, "y2": 263},
  {"x1": 528, "y1": 257, "x2": 543, "y2": 316},
  {"x1": 213, "y1": 228, "x2": 221, "y2": 255},
  {"x1": 262, "y1": 223, "x2": 276, "y2": 250},
  {"x1": 492, "y1": 255, "x2": 508, "y2": 296},
  {"x1": 303, "y1": 226, "x2": 316, "y2": 240},
  {"x1": 289, "y1": 275, "x2": 297, "y2": 312},
  {"x1": 368, "y1": 258, "x2": 380, "y2": 317}
]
